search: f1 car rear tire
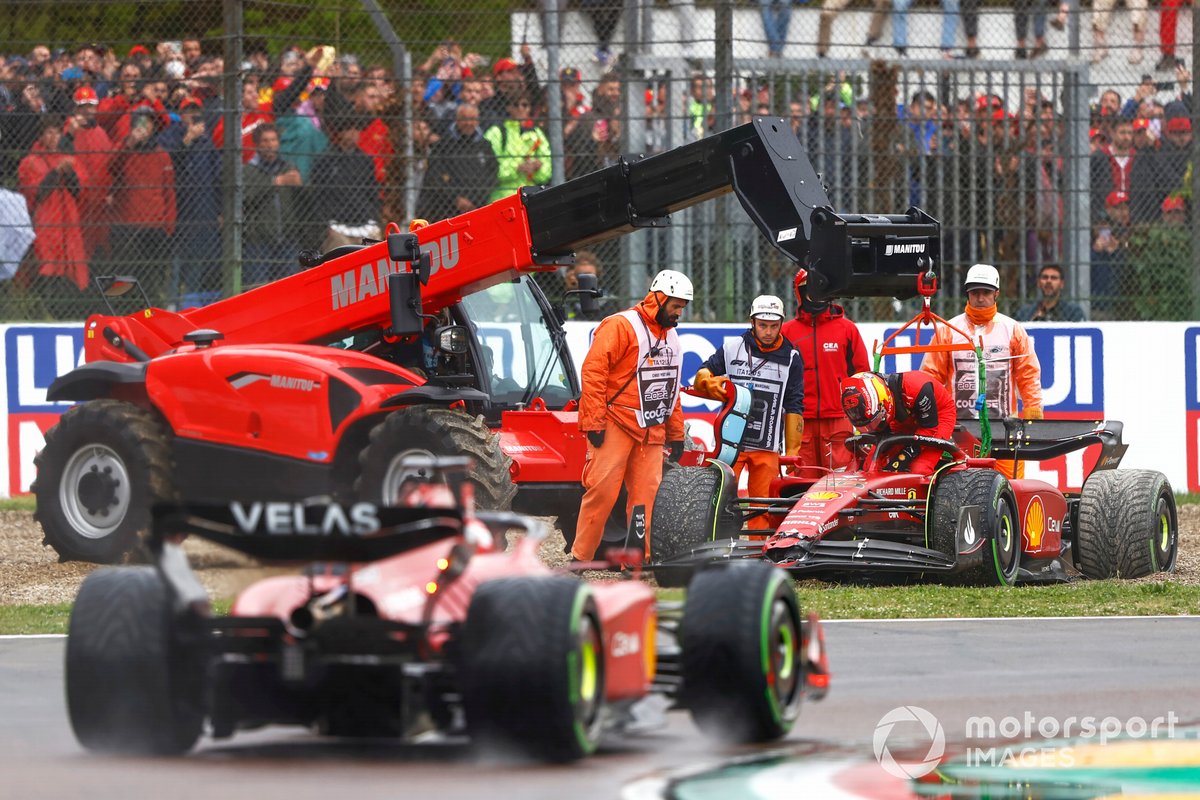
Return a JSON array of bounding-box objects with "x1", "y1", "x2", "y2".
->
[
  {"x1": 66, "y1": 566, "x2": 208, "y2": 755},
  {"x1": 462, "y1": 576, "x2": 606, "y2": 762},
  {"x1": 930, "y1": 468, "x2": 1021, "y2": 586},
  {"x1": 1076, "y1": 470, "x2": 1178, "y2": 578},
  {"x1": 33, "y1": 399, "x2": 176, "y2": 564},
  {"x1": 355, "y1": 406, "x2": 517, "y2": 510},
  {"x1": 649, "y1": 463, "x2": 741, "y2": 586},
  {"x1": 680, "y1": 562, "x2": 804, "y2": 743}
]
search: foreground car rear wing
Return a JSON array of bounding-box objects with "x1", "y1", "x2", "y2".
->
[{"x1": 151, "y1": 501, "x2": 464, "y2": 563}]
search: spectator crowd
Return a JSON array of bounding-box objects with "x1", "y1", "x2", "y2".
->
[{"x1": 0, "y1": 29, "x2": 1194, "y2": 320}]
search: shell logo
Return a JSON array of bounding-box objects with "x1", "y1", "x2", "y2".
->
[
  {"x1": 803, "y1": 491, "x2": 842, "y2": 501},
  {"x1": 1025, "y1": 496, "x2": 1045, "y2": 548}
]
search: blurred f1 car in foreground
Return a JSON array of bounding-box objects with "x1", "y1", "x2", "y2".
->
[
  {"x1": 651, "y1": 271, "x2": 1178, "y2": 588},
  {"x1": 63, "y1": 457, "x2": 828, "y2": 761}
]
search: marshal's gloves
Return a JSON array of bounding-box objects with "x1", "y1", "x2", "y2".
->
[
  {"x1": 691, "y1": 368, "x2": 729, "y2": 402},
  {"x1": 587, "y1": 430, "x2": 606, "y2": 448},
  {"x1": 667, "y1": 441, "x2": 685, "y2": 462}
]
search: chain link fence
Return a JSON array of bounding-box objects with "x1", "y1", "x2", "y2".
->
[{"x1": 0, "y1": 0, "x2": 1196, "y2": 323}]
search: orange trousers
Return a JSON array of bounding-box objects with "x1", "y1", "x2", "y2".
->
[
  {"x1": 573, "y1": 424, "x2": 664, "y2": 560},
  {"x1": 798, "y1": 417, "x2": 856, "y2": 470},
  {"x1": 733, "y1": 449, "x2": 781, "y2": 530}
]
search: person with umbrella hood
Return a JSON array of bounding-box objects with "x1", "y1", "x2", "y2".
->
[
  {"x1": 574, "y1": 269, "x2": 690, "y2": 561},
  {"x1": 781, "y1": 268, "x2": 871, "y2": 470},
  {"x1": 692, "y1": 295, "x2": 804, "y2": 529}
]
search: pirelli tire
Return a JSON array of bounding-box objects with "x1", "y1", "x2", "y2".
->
[
  {"x1": 66, "y1": 567, "x2": 209, "y2": 755},
  {"x1": 33, "y1": 399, "x2": 177, "y2": 564},
  {"x1": 680, "y1": 562, "x2": 804, "y2": 743},
  {"x1": 1076, "y1": 470, "x2": 1178, "y2": 579},
  {"x1": 649, "y1": 463, "x2": 741, "y2": 587},
  {"x1": 461, "y1": 576, "x2": 606, "y2": 762},
  {"x1": 930, "y1": 468, "x2": 1021, "y2": 586},
  {"x1": 355, "y1": 406, "x2": 517, "y2": 510}
]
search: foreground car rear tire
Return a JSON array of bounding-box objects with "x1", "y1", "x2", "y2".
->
[
  {"x1": 680, "y1": 562, "x2": 803, "y2": 743},
  {"x1": 649, "y1": 463, "x2": 741, "y2": 586},
  {"x1": 33, "y1": 400, "x2": 176, "y2": 564},
  {"x1": 929, "y1": 468, "x2": 1021, "y2": 586},
  {"x1": 355, "y1": 406, "x2": 516, "y2": 509},
  {"x1": 1076, "y1": 470, "x2": 1178, "y2": 578},
  {"x1": 461, "y1": 577, "x2": 605, "y2": 762},
  {"x1": 66, "y1": 567, "x2": 208, "y2": 755}
]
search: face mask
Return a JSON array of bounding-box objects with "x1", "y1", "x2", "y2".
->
[{"x1": 801, "y1": 297, "x2": 828, "y2": 314}]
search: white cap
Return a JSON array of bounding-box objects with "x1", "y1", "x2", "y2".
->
[
  {"x1": 750, "y1": 294, "x2": 785, "y2": 321},
  {"x1": 649, "y1": 269, "x2": 693, "y2": 301},
  {"x1": 964, "y1": 263, "x2": 1000, "y2": 292}
]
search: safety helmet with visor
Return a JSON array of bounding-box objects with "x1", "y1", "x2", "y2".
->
[
  {"x1": 963, "y1": 263, "x2": 1000, "y2": 293},
  {"x1": 841, "y1": 371, "x2": 894, "y2": 433}
]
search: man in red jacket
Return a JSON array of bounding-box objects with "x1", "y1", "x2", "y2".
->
[
  {"x1": 108, "y1": 105, "x2": 176, "y2": 306},
  {"x1": 781, "y1": 267, "x2": 870, "y2": 470},
  {"x1": 841, "y1": 370, "x2": 956, "y2": 475}
]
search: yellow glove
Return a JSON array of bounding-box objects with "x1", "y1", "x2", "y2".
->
[
  {"x1": 1023, "y1": 406, "x2": 1044, "y2": 420},
  {"x1": 692, "y1": 368, "x2": 728, "y2": 402},
  {"x1": 784, "y1": 413, "x2": 804, "y2": 457}
]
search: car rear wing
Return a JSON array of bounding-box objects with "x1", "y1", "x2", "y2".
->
[
  {"x1": 150, "y1": 501, "x2": 463, "y2": 563},
  {"x1": 954, "y1": 419, "x2": 1127, "y2": 469}
]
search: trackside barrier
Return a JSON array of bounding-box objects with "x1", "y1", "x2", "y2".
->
[{"x1": 3, "y1": 321, "x2": 1198, "y2": 496}]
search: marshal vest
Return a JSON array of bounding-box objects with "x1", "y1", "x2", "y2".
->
[{"x1": 617, "y1": 309, "x2": 682, "y2": 428}]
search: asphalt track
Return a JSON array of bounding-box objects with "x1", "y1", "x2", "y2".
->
[{"x1": 4, "y1": 617, "x2": 1199, "y2": 800}]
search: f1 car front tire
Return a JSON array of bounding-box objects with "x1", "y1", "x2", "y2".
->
[
  {"x1": 680, "y1": 562, "x2": 804, "y2": 743},
  {"x1": 1076, "y1": 469, "x2": 1178, "y2": 578},
  {"x1": 33, "y1": 399, "x2": 176, "y2": 564},
  {"x1": 355, "y1": 406, "x2": 517, "y2": 510},
  {"x1": 66, "y1": 567, "x2": 208, "y2": 755},
  {"x1": 461, "y1": 576, "x2": 606, "y2": 762},
  {"x1": 930, "y1": 468, "x2": 1021, "y2": 586},
  {"x1": 649, "y1": 463, "x2": 741, "y2": 585}
]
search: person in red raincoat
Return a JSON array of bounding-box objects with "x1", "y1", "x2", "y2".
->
[{"x1": 17, "y1": 116, "x2": 90, "y2": 292}]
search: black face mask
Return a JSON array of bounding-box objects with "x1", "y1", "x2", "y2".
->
[
  {"x1": 801, "y1": 296, "x2": 829, "y2": 315},
  {"x1": 655, "y1": 304, "x2": 678, "y2": 328}
]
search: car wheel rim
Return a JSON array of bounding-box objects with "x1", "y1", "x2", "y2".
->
[
  {"x1": 572, "y1": 614, "x2": 603, "y2": 742},
  {"x1": 995, "y1": 498, "x2": 1017, "y2": 581},
  {"x1": 765, "y1": 595, "x2": 801, "y2": 719},
  {"x1": 60, "y1": 445, "x2": 131, "y2": 540},
  {"x1": 381, "y1": 447, "x2": 437, "y2": 504},
  {"x1": 1152, "y1": 495, "x2": 1176, "y2": 570}
]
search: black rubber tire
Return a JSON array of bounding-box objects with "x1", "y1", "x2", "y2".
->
[
  {"x1": 680, "y1": 562, "x2": 804, "y2": 743},
  {"x1": 1077, "y1": 470, "x2": 1178, "y2": 578},
  {"x1": 556, "y1": 487, "x2": 630, "y2": 555},
  {"x1": 650, "y1": 464, "x2": 741, "y2": 565},
  {"x1": 33, "y1": 400, "x2": 176, "y2": 564},
  {"x1": 460, "y1": 576, "x2": 606, "y2": 762},
  {"x1": 355, "y1": 406, "x2": 516, "y2": 510},
  {"x1": 65, "y1": 567, "x2": 208, "y2": 755},
  {"x1": 929, "y1": 468, "x2": 1021, "y2": 586}
]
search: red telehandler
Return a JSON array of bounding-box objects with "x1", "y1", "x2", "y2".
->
[{"x1": 34, "y1": 117, "x2": 939, "y2": 563}]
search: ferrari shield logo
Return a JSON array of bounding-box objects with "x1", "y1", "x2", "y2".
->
[{"x1": 956, "y1": 506, "x2": 985, "y2": 555}]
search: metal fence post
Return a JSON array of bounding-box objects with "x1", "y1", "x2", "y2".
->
[{"x1": 221, "y1": 0, "x2": 244, "y2": 298}]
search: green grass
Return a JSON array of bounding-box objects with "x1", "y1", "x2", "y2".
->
[
  {"x1": 0, "y1": 599, "x2": 233, "y2": 636},
  {"x1": 0, "y1": 496, "x2": 36, "y2": 512},
  {"x1": 794, "y1": 579, "x2": 1200, "y2": 620}
]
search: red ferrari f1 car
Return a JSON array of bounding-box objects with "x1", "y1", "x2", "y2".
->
[
  {"x1": 651, "y1": 270, "x2": 1177, "y2": 588},
  {"x1": 63, "y1": 457, "x2": 828, "y2": 761}
]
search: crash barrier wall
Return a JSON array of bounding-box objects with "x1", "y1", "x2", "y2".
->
[
  {"x1": 4, "y1": 320, "x2": 1199, "y2": 498},
  {"x1": 1, "y1": 1, "x2": 1198, "y2": 321}
]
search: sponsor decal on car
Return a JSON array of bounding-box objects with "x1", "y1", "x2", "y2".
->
[
  {"x1": 1025, "y1": 495, "x2": 1045, "y2": 548},
  {"x1": 802, "y1": 490, "x2": 842, "y2": 501}
]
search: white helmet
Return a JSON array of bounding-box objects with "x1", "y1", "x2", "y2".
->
[
  {"x1": 964, "y1": 263, "x2": 1001, "y2": 292},
  {"x1": 648, "y1": 269, "x2": 693, "y2": 301},
  {"x1": 750, "y1": 294, "x2": 785, "y2": 321}
]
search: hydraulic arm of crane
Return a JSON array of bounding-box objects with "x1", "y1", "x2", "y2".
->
[{"x1": 84, "y1": 116, "x2": 940, "y2": 364}]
